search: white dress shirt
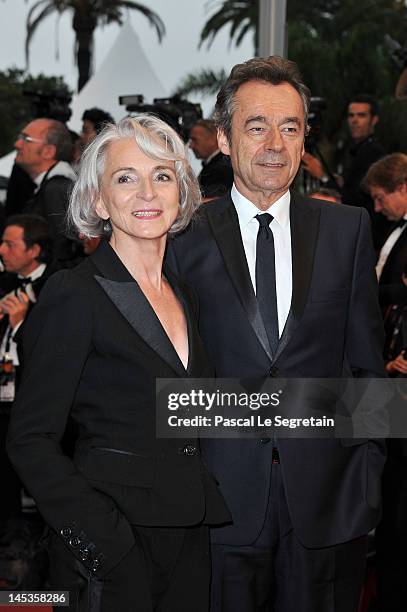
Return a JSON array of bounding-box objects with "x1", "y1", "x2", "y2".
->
[
  {"x1": 376, "y1": 214, "x2": 407, "y2": 280},
  {"x1": 0, "y1": 263, "x2": 46, "y2": 365},
  {"x1": 231, "y1": 184, "x2": 292, "y2": 336}
]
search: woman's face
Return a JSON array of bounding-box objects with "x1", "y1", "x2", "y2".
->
[{"x1": 96, "y1": 137, "x2": 180, "y2": 243}]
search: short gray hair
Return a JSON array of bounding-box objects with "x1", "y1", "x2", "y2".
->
[
  {"x1": 68, "y1": 114, "x2": 201, "y2": 237},
  {"x1": 43, "y1": 119, "x2": 73, "y2": 162},
  {"x1": 215, "y1": 56, "x2": 311, "y2": 143}
]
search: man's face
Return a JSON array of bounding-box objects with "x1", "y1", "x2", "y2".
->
[
  {"x1": 347, "y1": 103, "x2": 378, "y2": 142},
  {"x1": 0, "y1": 226, "x2": 40, "y2": 276},
  {"x1": 14, "y1": 119, "x2": 52, "y2": 179},
  {"x1": 218, "y1": 80, "x2": 306, "y2": 209},
  {"x1": 370, "y1": 184, "x2": 407, "y2": 221},
  {"x1": 189, "y1": 125, "x2": 217, "y2": 160},
  {"x1": 81, "y1": 119, "x2": 97, "y2": 147}
]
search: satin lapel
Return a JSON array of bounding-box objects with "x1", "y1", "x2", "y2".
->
[
  {"x1": 206, "y1": 197, "x2": 273, "y2": 361},
  {"x1": 164, "y1": 265, "x2": 197, "y2": 376},
  {"x1": 273, "y1": 195, "x2": 320, "y2": 363},
  {"x1": 91, "y1": 241, "x2": 187, "y2": 377}
]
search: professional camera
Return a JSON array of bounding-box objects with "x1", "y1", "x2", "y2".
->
[
  {"x1": 119, "y1": 94, "x2": 202, "y2": 142},
  {"x1": 22, "y1": 90, "x2": 72, "y2": 123},
  {"x1": 306, "y1": 96, "x2": 326, "y2": 150}
]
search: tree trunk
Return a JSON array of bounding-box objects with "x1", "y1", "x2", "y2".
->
[{"x1": 73, "y1": 12, "x2": 97, "y2": 92}]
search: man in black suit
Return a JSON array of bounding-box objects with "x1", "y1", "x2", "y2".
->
[
  {"x1": 14, "y1": 118, "x2": 82, "y2": 266},
  {"x1": 0, "y1": 214, "x2": 52, "y2": 521},
  {"x1": 364, "y1": 153, "x2": 407, "y2": 290},
  {"x1": 189, "y1": 119, "x2": 233, "y2": 200},
  {"x1": 302, "y1": 94, "x2": 388, "y2": 249},
  {"x1": 168, "y1": 56, "x2": 386, "y2": 612},
  {"x1": 364, "y1": 153, "x2": 407, "y2": 611}
]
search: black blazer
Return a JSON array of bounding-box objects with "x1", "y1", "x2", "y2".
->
[
  {"x1": 7, "y1": 241, "x2": 230, "y2": 579},
  {"x1": 167, "y1": 193, "x2": 386, "y2": 548},
  {"x1": 198, "y1": 152, "x2": 234, "y2": 199},
  {"x1": 379, "y1": 225, "x2": 407, "y2": 287}
]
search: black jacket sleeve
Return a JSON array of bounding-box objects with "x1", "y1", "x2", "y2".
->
[{"x1": 7, "y1": 270, "x2": 135, "y2": 579}]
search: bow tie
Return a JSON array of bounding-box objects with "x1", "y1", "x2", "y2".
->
[
  {"x1": 393, "y1": 218, "x2": 407, "y2": 230},
  {"x1": 16, "y1": 276, "x2": 32, "y2": 289}
]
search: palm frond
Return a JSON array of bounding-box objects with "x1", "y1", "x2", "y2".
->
[
  {"x1": 118, "y1": 1, "x2": 165, "y2": 42},
  {"x1": 173, "y1": 69, "x2": 227, "y2": 98},
  {"x1": 25, "y1": 1, "x2": 60, "y2": 67},
  {"x1": 199, "y1": 0, "x2": 256, "y2": 49}
]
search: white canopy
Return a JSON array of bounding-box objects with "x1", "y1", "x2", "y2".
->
[
  {"x1": 68, "y1": 21, "x2": 167, "y2": 132},
  {"x1": 0, "y1": 151, "x2": 16, "y2": 178}
]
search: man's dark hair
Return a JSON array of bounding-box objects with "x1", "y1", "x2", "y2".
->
[
  {"x1": 363, "y1": 153, "x2": 407, "y2": 193},
  {"x1": 43, "y1": 119, "x2": 73, "y2": 162},
  {"x1": 82, "y1": 107, "x2": 115, "y2": 135},
  {"x1": 4, "y1": 214, "x2": 52, "y2": 264},
  {"x1": 348, "y1": 94, "x2": 379, "y2": 117},
  {"x1": 214, "y1": 56, "x2": 311, "y2": 143}
]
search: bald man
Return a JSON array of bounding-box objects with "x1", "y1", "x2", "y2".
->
[{"x1": 15, "y1": 119, "x2": 81, "y2": 266}]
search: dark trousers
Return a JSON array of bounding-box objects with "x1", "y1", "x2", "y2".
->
[
  {"x1": 210, "y1": 464, "x2": 367, "y2": 612},
  {"x1": 0, "y1": 411, "x2": 21, "y2": 520},
  {"x1": 375, "y1": 444, "x2": 407, "y2": 612},
  {"x1": 48, "y1": 524, "x2": 210, "y2": 612}
]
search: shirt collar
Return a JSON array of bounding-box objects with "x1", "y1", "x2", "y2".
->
[
  {"x1": 34, "y1": 171, "x2": 46, "y2": 189},
  {"x1": 231, "y1": 184, "x2": 291, "y2": 229},
  {"x1": 17, "y1": 263, "x2": 46, "y2": 281},
  {"x1": 204, "y1": 149, "x2": 221, "y2": 165}
]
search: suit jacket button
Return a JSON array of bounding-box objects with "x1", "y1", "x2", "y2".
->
[
  {"x1": 79, "y1": 547, "x2": 90, "y2": 561},
  {"x1": 183, "y1": 444, "x2": 197, "y2": 456},
  {"x1": 91, "y1": 558, "x2": 101, "y2": 572},
  {"x1": 70, "y1": 536, "x2": 81, "y2": 548},
  {"x1": 269, "y1": 366, "x2": 279, "y2": 377},
  {"x1": 61, "y1": 527, "x2": 73, "y2": 539}
]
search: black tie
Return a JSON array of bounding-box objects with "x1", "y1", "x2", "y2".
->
[{"x1": 255, "y1": 213, "x2": 279, "y2": 355}]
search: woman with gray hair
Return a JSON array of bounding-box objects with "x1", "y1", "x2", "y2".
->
[{"x1": 7, "y1": 115, "x2": 230, "y2": 611}]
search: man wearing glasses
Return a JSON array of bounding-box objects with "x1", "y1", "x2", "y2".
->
[{"x1": 13, "y1": 119, "x2": 80, "y2": 267}]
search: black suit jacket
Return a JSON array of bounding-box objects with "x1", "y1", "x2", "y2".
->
[
  {"x1": 0, "y1": 263, "x2": 59, "y2": 382},
  {"x1": 378, "y1": 224, "x2": 407, "y2": 312},
  {"x1": 7, "y1": 241, "x2": 230, "y2": 578},
  {"x1": 379, "y1": 225, "x2": 407, "y2": 287},
  {"x1": 198, "y1": 152, "x2": 234, "y2": 199},
  {"x1": 167, "y1": 192, "x2": 386, "y2": 548}
]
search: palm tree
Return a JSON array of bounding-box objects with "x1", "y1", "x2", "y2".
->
[
  {"x1": 25, "y1": 0, "x2": 165, "y2": 92},
  {"x1": 173, "y1": 68, "x2": 227, "y2": 99},
  {"x1": 199, "y1": 0, "x2": 258, "y2": 52}
]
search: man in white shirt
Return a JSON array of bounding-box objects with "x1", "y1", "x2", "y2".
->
[
  {"x1": 364, "y1": 153, "x2": 407, "y2": 287},
  {"x1": 0, "y1": 214, "x2": 52, "y2": 521},
  {"x1": 364, "y1": 153, "x2": 407, "y2": 612},
  {"x1": 169, "y1": 56, "x2": 385, "y2": 612},
  {"x1": 189, "y1": 119, "x2": 233, "y2": 199},
  {"x1": 14, "y1": 118, "x2": 80, "y2": 266}
]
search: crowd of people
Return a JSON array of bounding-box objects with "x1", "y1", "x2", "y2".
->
[{"x1": 0, "y1": 54, "x2": 405, "y2": 612}]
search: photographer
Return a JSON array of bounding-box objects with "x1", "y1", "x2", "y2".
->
[
  {"x1": 81, "y1": 107, "x2": 114, "y2": 148},
  {"x1": 302, "y1": 94, "x2": 388, "y2": 248}
]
